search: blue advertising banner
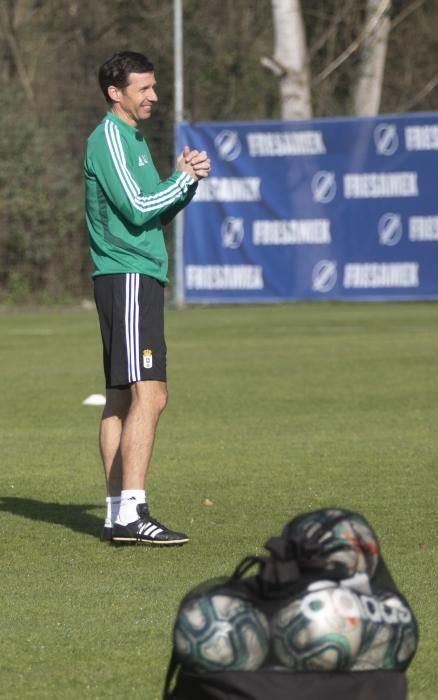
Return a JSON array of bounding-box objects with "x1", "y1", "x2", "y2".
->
[{"x1": 176, "y1": 113, "x2": 438, "y2": 303}]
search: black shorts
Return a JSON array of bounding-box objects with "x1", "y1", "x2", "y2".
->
[{"x1": 94, "y1": 273, "x2": 167, "y2": 388}]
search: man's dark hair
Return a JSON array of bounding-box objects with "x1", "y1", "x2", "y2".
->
[{"x1": 98, "y1": 51, "x2": 154, "y2": 103}]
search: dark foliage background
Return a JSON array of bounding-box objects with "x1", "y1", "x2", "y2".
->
[{"x1": 0, "y1": 0, "x2": 436, "y2": 301}]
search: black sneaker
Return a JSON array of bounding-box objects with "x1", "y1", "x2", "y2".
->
[
  {"x1": 101, "y1": 525, "x2": 112, "y2": 542},
  {"x1": 111, "y1": 504, "x2": 189, "y2": 546}
]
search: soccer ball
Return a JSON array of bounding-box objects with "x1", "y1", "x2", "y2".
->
[
  {"x1": 173, "y1": 592, "x2": 270, "y2": 672},
  {"x1": 272, "y1": 581, "x2": 364, "y2": 671},
  {"x1": 288, "y1": 508, "x2": 379, "y2": 578},
  {"x1": 352, "y1": 591, "x2": 418, "y2": 671}
]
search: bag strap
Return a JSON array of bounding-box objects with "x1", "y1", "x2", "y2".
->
[
  {"x1": 230, "y1": 554, "x2": 265, "y2": 580},
  {"x1": 259, "y1": 544, "x2": 302, "y2": 590},
  {"x1": 162, "y1": 648, "x2": 180, "y2": 700},
  {"x1": 231, "y1": 552, "x2": 302, "y2": 596}
]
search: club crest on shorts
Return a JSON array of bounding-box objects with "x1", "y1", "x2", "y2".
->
[{"x1": 143, "y1": 348, "x2": 153, "y2": 369}]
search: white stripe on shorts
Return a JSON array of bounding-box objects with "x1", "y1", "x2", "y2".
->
[{"x1": 124, "y1": 273, "x2": 141, "y2": 382}]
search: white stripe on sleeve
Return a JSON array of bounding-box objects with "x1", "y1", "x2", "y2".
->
[{"x1": 104, "y1": 120, "x2": 195, "y2": 215}]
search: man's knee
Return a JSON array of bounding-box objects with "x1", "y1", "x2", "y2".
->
[
  {"x1": 156, "y1": 383, "x2": 168, "y2": 414},
  {"x1": 131, "y1": 380, "x2": 168, "y2": 414}
]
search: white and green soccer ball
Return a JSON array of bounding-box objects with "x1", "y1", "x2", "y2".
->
[
  {"x1": 289, "y1": 508, "x2": 380, "y2": 578},
  {"x1": 174, "y1": 592, "x2": 270, "y2": 672},
  {"x1": 272, "y1": 581, "x2": 364, "y2": 671},
  {"x1": 352, "y1": 591, "x2": 418, "y2": 671},
  {"x1": 272, "y1": 580, "x2": 418, "y2": 672}
]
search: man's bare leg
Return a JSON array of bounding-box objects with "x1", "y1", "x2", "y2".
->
[
  {"x1": 99, "y1": 387, "x2": 131, "y2": 538},
  {"x1": 120, "y1": 380, "x2": 168, "y2": 490},
  {"x1": 111, "y1": 380, "x2": 189, "y2": 544},
  {"x1": 99, "y1": 382, "x2": 166, "y2": 534},
  {"x1": 99, "y1": 387, "x2": 131, "y2": 496}
]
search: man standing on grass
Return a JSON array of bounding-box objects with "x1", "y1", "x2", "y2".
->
[{"x1": 84, "y1": 51, "x2": 210, "y2": 545}]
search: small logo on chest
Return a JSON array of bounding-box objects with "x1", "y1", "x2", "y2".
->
[{"x1": 138, "y1": 154, "x2": 148, "y2": 166}]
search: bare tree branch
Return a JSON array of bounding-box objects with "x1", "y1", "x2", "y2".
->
[
  {"x1": 260, "y1": 55, "x2": 287, "y2": 78},
  {"x1": 134, "y1": 0, "x2": 173, "y2": 22},
  {"x1": 391, "y1": 0, "x2": 427, "y2": 31},
  {"x1": 0, "y1": 4, "x2": 35, "y2": 107},
  {"x1": 398, "y1": 73, "x2": 438, "y2": 112},
  {"x1": 308, "y1": 4, "x2": 351, "y2": 60},
  {"x1": 312, "y1": 0, "x2": 391, "y2": 85},
  {"x1": 28, "y1": 32, "x2": 49, "y2": 85},
  {"x1": 11, "y1": 0, "x2": 40, "y2": 31}
]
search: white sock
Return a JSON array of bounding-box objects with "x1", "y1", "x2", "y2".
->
[
  {"x1": 105, "y1": 496, "x2": 121, "y2": 528},
  {"x1": 116, "y1": 489, "x2": 146, "y2": 525}
]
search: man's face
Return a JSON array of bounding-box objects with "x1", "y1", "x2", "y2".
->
[{"x1": 114, "y1": 71, "x2": 158, "y2": 125}]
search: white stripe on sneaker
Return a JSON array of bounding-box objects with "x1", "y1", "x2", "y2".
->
[{"x1": 144, "y1": 523, "x2": 157, "y2": 536}]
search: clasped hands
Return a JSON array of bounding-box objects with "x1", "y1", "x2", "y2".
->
[{"x1": 177, "y1": 145, "x2": 211, "y2": 181}]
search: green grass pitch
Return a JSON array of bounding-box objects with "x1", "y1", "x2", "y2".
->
[{"x1": 0, "y1": 302, "x2": 437, "y2": 699}]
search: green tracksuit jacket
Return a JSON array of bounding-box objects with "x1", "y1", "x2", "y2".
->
[{"x1": 84, "y1": 112, "x2": 197, "y2": 282}]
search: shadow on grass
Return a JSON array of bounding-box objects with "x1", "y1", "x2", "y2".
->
[{"x1": 0, "y1": 497, "x2": 102, "y2": 539}]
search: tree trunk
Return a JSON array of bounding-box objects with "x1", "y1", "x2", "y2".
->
[
  {"x1": 353, "y1": 0, "x2": 392, "y2": 116},
  {"x1": 268, "y1": 0, "x2": 312, "y2": 120},
  {"x1": 0, "y1": 3, "x2": 36, "y2": 108}
]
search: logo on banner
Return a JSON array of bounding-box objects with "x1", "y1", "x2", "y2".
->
[
  {"x1": 378, "y1": 213, "x2": 403, "y2": 246},
  {"x1": 374, "y1": 123, "x2": 399, "y2": 156},
  {"x1": 344, "y1": 263, "x2": 419, "y2": 288},
  {"x1": 405, "y1": 125, "x2": 438, "y2": 151},
  {"x1": 186, "y1": 265, "x2": 264, "y2": 290},
  {"x1": 247, "y1": 130, "x2": 327, "y2": 156},
  {"x1": 253, "y1": 219, "x2": 331, "y2": 245},
  {"x1": 195, "y1": 177, "x2": 261, "y2": 202},
  {"x1": 221, "y1": 217, "x2": 245, "y2": 249},
  {"x1": 312, "y1": 260, "x2": 337, "y2": 293},
  {"x1": 409, "y1": 216, "x2": 438, "y2": 241},
  {"x1": 214, "y1": 130, "x2": 242, "y2": 161},
  {"x1": 343, "y1": 172, "x2": 418, "y2": 199},
  {"x1": 312, "y1": 171, "x2": 337, "y2": 203}
]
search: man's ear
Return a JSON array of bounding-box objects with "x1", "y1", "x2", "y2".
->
[{"x1": 107, "y1": 85, "x2": 121, "y2": 103}]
